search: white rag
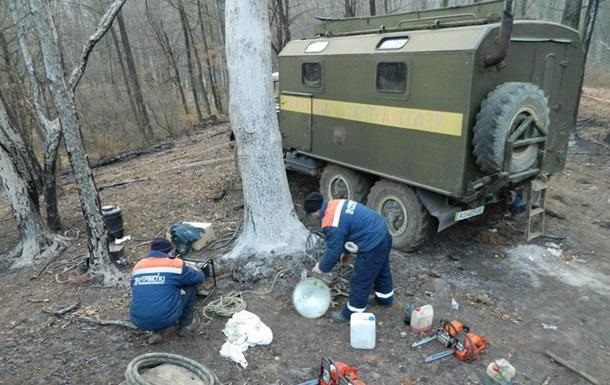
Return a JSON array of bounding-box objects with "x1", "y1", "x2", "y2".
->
[{"x1": 219, "y1": 310, "x2": 273, "y2": 368}]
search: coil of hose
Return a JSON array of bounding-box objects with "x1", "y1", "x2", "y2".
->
[{"x1": 124, "y1": 353, "x2": 220, "y2": 385}]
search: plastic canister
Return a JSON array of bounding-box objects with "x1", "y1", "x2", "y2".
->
[
  {"x1": 350, "y1": 312, "x2": 376, "y2": 349},
  {"x1": 410, "y1": 305, "x2": 434, "y2": 333}
]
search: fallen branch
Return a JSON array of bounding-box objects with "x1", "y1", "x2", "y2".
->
[
  {"x1": 76, "y1": 316, "x2": 138, "y2": 330},
  {"x1": 544, "y1": 350, "x2": 599, "y2": 385},
  {"x1": 44, "y1": 302, "x2": 80, "y2": 316},
  {"x1": 90, "y1": 142, "x2": 174, "y2": 169},
  {"x1": 99, "y1": 177, "x2": 151, "y2": 191}
]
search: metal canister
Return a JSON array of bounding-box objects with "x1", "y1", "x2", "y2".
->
[{"x1": 403, "y1": 302, "x2": 415, "y2": 325}]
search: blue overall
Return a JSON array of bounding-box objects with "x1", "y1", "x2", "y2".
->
[
  {"x1": 318, "y1": 199, "x2": 394, "y2": 318},
  {"x1": 130, "y1": 251, "x2": 204, "y2": 331}
]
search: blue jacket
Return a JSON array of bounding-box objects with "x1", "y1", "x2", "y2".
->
[
  {"x1": 318, "y1": 199, "x2": 389, "y2": 272},
  {"x1": 130, "y1": 251, "x2": 204, "y2": 331}
]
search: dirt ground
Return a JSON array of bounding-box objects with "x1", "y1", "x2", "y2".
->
[{"x1": 0, "y1": 95, "x2": 609, "y2": 385}]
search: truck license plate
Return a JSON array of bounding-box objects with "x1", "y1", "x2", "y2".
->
[{"x1": 454, "y1": 206, "x2": 485, "y2": 221}]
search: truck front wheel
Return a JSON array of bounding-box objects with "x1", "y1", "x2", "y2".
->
[
  {"x1": 366, "y1": 180, "x2": 433, "y2": 251},
  {"x1": 320, "y1": 164, "x2": 372, "y2": 202}
]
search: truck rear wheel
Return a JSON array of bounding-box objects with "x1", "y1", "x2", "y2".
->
[
  {"x1": 320, "y1": 164, "x2": 372, "y2": 202},
  {"x1": 366, "y1": 180, "x2": 432, "y2": 251},
  {"x1": 473, "y1": 82, "x2": 549, "y2": 174}
]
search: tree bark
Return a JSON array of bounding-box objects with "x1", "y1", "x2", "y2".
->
[
  {"x1": 116, "y1": 11, "x2": 153, "y2": 142},
  {"x1": 28, "y1": 0, "x2": 122, "y2": 285},
  {"x1": 224, "y1": 0, "x2": 308, "y2": 279},
  {"x1": 110, "y1": 24, "x2": 143, "y2": 124},
  {"x1": 197, "y1": 0, "x2": 224, "y2": 115},
  {"x1": 177, "y1": 0, "x2": 206, "y2": 121},
  {"x1": 345, "y1": 0, "x2": 356, "y2": 17},
  {"x1": 145, "y1": 0, "x2": 190, "y2": 116},
  {"x1": 562, "y1": 0, "x2": 583, "y2": 30},
  {"x1": 0, "y1": 99, "x2": 67, "y2": 268}
]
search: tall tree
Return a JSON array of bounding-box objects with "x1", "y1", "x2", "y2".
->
[
  {"x1": 23, "y1": 0, "x2": 126, "y2": 284},
  {"x1": 345, "y1": 0, "x2": 356, "y2": 17},
  {"x1": 145, "y1": 0, "x2": 191, "y2": 116},
  {"x1": 224, "y1": 0, "x2": 308, "y2": 280},
  {"x1": 562, "y1": 0, "x2": 583, "y2": 30},
  {"x1": 0, "y1": 98, "x2": 67, "y2": 267},
  {"x1": 370, "y1": 0, "x2": 377, "y2": 16},
  {"x1": 116, "y1": 10, "x2": 153, "y2": 142},
  {"x1": 197, "y1": 0, "x2": 224, "y2": 115}
]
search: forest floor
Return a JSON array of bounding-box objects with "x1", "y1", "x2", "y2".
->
[{"x1": 0, "y1": 95, "x2": 609, "y2": 385}]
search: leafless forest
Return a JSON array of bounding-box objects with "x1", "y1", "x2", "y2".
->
[{"x1": 0, "y1": 0, "x2": 608, "y2": 163}]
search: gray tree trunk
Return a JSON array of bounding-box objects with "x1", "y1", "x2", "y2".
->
[
  {"x1": 116, "y1": 11, "x2": 154, "y2": 142},
  {"x1": 562, "y1": 0, "x2": 583, "y2": 30},
  {"x1": 370, "y1": 0, "x2": 377, "y2": 16},
  {"x1": 145, "y1": 0, "x2": 191, "y2": 116},
  {"x1": 224, "y1": 0, "x2": 308, "y2": 280},
  {"x1": 177, "y1": 0, "x2": 206, "y2": 121},
  {"x1": 28, "y1": 0, "x2": 122, "y2": 285},
  {"x1": 197, "y1": 0, "x2": 224, "y2": 115},
  {"x1": 0, "y1": 99, "x2": 67, "y2": 268}
]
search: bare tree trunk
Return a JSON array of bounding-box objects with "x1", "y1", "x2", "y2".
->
[
  {"x1": 28, "y1": 0, "x2": 122, "y2": 285},
  {"x1": 109, "y1": 25, "x2": 141, "y2": 131},
  {"x1": 570, "y1": 0, "x2": 600, "y2": 139},
  {"x1": 188, "y1": 26, "x2": 213, "y2": 117},
  {"x1": 370, "y1": 0, "x2": 377, "y2": 16},
  {"x1": 9, "y1": 0, "x2": 67, "y2": 231},
  {"x1": 197, "y1": 0, "x2": 224, "y2": 115},
  {"x1": 345, "y1": 0, "x2": 356, "y2": 17},
  {"x1": 145, "y1": 0, "x2": 191, "y2": 116},
  {"x1": 0, "y1": 99, "x2": 67, "y2": 268},
  {"x1": 116, "y1": 11, "x2": 153, "y2": 142},
  {"x1": 224, "y1": 0, "x2": 308, "y2": 280},
  {"x1": 442, "y1": 0, "x2": 449, "y2": 8},
  {"x1": 177, "y1": 0, "x2": 205, "y2": 121},
  {"x1": 562, "y1": 0, "x2": 583, "y2": 29},
  {"x1": 516, "y1": 0, "x2": 527, "y2": 17}
]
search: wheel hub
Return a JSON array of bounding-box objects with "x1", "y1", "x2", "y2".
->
[
  {"x1": 329, "y1": 176, "x2": 350, "y2": 199},
  {"x1": 380, "y1": 196, "x2": 408, "y2": 236}
]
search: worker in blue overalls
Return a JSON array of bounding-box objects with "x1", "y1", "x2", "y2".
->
[{"x1": 304, "y1": 192, "x2": 394, "y2": 323}]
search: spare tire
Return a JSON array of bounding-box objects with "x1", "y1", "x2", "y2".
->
[{"x1": 473, "y1": 82, "x2": 549, "y2": 174}]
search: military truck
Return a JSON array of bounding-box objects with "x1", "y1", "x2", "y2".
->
[{"x1": 277, "y1": 0, "x2": 584, "y2": 250}]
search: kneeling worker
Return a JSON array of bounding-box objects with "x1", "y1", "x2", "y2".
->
[
  {"x1": 304, "y1": 192, "x2": 394, "y2": 323},
  {"x1": 130, "y1": 238, "x2": 204, "y2": 343}
]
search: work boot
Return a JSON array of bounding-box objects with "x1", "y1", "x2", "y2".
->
[
  {"x1": 330, "y1": 311, "x2": 350, "y2": 324},
  {"x1": 178, "y1": 318, "x2": 197, "y2": 337},
  {"x1": 148, "y1": 332, "x2": 163, "y2": 345},
  {"x1": 368, "y1": 295, "x2": 393, "y2": 307}
]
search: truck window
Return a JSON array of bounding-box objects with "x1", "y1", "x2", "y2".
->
[
  {"x1": 302, "y1": 63, "x2": 322, "y2": 88},
  {"x1": 376, "y1": 62, "x2": 406, "y2": 93},
  {"x1": 377, "y1": 37, "x2": 408, "y2": 50}
]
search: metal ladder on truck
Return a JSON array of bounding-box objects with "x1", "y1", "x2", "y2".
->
[{"x1": 526, "y1": 177, "x2": 547, "y2": 241}]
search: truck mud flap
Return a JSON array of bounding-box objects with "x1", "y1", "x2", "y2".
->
[{"x1": 416, "y1": 189, "x2": 464, "y2": 232}]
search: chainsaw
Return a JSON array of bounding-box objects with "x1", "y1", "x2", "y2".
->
[
  {"x1": 296, "y1": 357, "x2": 367, "y2": 385},
  {"x1": 411, "y1": 319, "x2": 488, "y2": 363}
]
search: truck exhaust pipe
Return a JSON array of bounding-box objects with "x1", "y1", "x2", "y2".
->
[{"x1": 483, "y1": 0, "x2": 514, "y2": 67}]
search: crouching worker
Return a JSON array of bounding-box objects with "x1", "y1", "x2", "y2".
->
[
  {"x1": 304, "y1": 192, "x2": 394, "y2": 323},
  {"x1": 130, "y1": 238, "x2": 204, "y2": 344}
]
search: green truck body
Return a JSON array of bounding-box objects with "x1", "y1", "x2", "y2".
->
[{"x1": 277, "y1": 1, "x2": 585, "y2": 249}]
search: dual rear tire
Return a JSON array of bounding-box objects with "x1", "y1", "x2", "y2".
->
[{"x1": 319, "y1": 165, "x2": 432, "y2": 251}]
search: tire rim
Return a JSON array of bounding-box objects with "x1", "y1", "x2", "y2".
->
[
  {"x1": 509, "y1": 106, "x2": 539, "y2": 168},
  {"x1": 329, "y1": 175, "x2": 350, "y2": 199},
  {"x1": 379, "y1": 195, "x2": 408, "y2": 236}
]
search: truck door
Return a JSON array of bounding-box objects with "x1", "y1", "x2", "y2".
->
[{"x1": 279, "y1": 91, "x2": 313, "y2": 152}]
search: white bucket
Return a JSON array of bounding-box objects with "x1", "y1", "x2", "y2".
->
[{"x1": 350, "y1": 312, "x2": 376, "y2": 349}]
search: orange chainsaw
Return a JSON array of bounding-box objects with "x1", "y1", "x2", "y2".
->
[
  {"x1": 296, "y1": 357, "x2": 367, "y2": 385},
  {"x1": 411, "y1": 319, "x2": 488, "y2": 363}
]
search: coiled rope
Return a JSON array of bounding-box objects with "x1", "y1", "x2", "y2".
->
[
  {"x1": 124, "y1": 352, "x2": 220, "y2": 385},
  {"x1": 200, "y1": 231, "x2": 325, "y2": 319}
]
